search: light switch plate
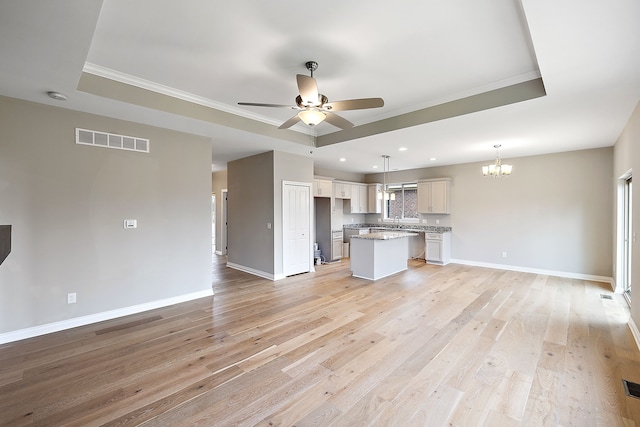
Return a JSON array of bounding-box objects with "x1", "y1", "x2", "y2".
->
[{"x1": 124, "y1": 219, "x2": 137, "y2": 229}]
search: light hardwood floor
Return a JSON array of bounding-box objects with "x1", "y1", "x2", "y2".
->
[{"x1": 1, "y1": 256, "x2": 639, "y2": 426}]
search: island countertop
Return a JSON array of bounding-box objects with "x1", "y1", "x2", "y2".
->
[
  {"x1": 344, "y1": 224, "x2": 452, "y2": 233},
  {"x1": 351, "y1": 231, "x2": 418, "y2": 240}
]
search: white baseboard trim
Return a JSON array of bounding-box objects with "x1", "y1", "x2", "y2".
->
[
  {"x1": 449, "y1": 259, "x2": 614, "y2": 285},
  {"x1": 227, "y1": 262, "x2": 276, "y2": 281},
  {"x1": 225, "y1": 262, "x2": 307, "y2": 281},
  {"x1": 0, "y1": 289, "x2": 214, "y2": 345},
  {"x1": 629, "y1": 317, "x2": 640, "y2": 352}
]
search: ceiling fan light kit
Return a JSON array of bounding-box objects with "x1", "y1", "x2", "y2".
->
[
  {"x1": 238, "y1": 61, "x2": 384, "y2": 130},
  {"x1": 298, "y1": 109, "x2": 326, "y2": 126}
]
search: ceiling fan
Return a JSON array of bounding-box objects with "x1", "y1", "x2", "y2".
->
[{"x1": 238, "y1": 61, "x2": 384, "y2": 130}]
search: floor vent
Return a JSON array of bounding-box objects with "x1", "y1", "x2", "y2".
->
[
  {"x1": 600, "y1": 294, "x2": 613, "y2": 300},
  {"x1": 76, "y1": 128, "x2": 149, "y2": 153},
  {"x1": 623, "y1": 379, "x2": 640, "y2": 399}
]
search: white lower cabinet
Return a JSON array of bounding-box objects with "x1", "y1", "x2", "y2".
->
[
  {"x1": 332, "y1": 238, "x2": 343, "y2": 260},
  {"x1": 425, "y1": 231, "x2": 451, "y2": 265}
]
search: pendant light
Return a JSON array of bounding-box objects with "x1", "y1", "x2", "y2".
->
[{"x1": 380, "y1": 155, "x2": 396, "y2": 201}]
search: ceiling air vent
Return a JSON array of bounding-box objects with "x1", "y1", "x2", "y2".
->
[{"x1": 76, "y1": 128, "x2": 149, "y2": 153}]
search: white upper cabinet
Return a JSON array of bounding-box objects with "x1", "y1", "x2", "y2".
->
[
  {"x1": 367, "y1": 183, "x2": 382, "y2": 213},
  {"x1": 350, "y1": 184, "x2": 360, "y2": 212},
  {"x1": 358, "y1": 185, "x2": 368, "y2": 213},
  {"x1": 313, "y1": 179, "x2": 332, "y2": 198},
  {"x1": 418, "y1": 179, "x2": 451, "y2": 214},
  {"x1": 348, "y1": 184, "x2": 369, "y2": 213},
  {"x1": 334, "y1": 182, "x2": 352, "y2": 199}
]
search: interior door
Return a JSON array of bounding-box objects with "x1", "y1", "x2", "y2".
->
[{"x1": 283, "y1": 182, "x2": 311, "y2": 276}]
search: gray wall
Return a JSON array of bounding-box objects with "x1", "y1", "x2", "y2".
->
[
  {"x1": 0, "y1": 96, "x2": 213, "y2": 334},
  {"x1": 365, "y1": 148, "x2": 613, "y2": 277},
  {"x1": 273, "y1": 151, "x2": 314, "y2": 277},
  {"x1": 211, "y1": 170, "x2": 227, "y2": 253},
  {"x1": 227, "y1": 151, "x2": 275, "y2": 274},
  {"x1": 227, "y1": 150, "x2": 313, "y2": 278},
  {"x1": 613, "y1": 100, "x2": 640, "y2": 327}
]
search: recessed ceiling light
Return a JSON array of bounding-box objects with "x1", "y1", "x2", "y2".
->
[
  {"x1": 339, "y1": 158, "x2": 346, "y2": 162},
  {"x1": 430, "y1": 157, "x2": 437, "y2": 161},
  {"x1": 399, "y1": 147, "x2": 408, "y2": 151},
  {"x1": 372, "y1": 165, "x2": 378, "y2": 169},
  {"x1": 47, "y1": 91, "x2": 68, "y2": 101}
]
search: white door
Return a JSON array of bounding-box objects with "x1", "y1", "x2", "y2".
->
[{"x1": 283, "y1": 182, "x2": 311, "y2": 276}]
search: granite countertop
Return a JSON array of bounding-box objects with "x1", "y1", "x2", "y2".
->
[
  {"x1": 351, "y1": 231, "x2": 419, "y2": 240},
  {"x1": 344, "y1": 223, "x2": 452, "y2": 233}
]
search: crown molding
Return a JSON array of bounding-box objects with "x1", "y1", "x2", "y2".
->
[{"x1": 82, "y1": 62, "x2": 316, "y2": 137}]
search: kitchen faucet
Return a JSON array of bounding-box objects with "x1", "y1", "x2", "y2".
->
[{"x1": 394, "y1": 216, "x2": 400, "y2": 229}]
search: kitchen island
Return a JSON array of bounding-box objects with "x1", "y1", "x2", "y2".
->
[{"x1": 350, "y1": 231, "x2": 418, "y2": 280}]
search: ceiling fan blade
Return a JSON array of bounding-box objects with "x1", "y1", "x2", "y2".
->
[
  {"x1": 278, "y1": 115, "x2": 301, "y2": 129},
  {"x1": 324, "y1": 98, "x2": 384, "y2": 111},
  {"x1": 296, "y1": 74, "x2": 319, "y2": 105},
  {"x1": 324, "y1": 112, "x2": 354, "y2": 130},
  {"x1": 238, "y1": 102, "x2": 293, "y2": 108}
]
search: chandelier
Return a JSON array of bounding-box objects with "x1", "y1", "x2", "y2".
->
[{"x1": 482, "y1": 144, "x2": 513, "y2": 178}]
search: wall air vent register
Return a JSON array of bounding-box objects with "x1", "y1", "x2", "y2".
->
[{"x1": 75, "y1": 128, "x2": 149, "y2": 153}]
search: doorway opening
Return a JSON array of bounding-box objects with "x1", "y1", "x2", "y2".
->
[
  {"x1": 623, "y1": 174, "x2": 632, "y2": 305},
  {"x1": 211, "y1": 194, "x2": 216, "y2": 255},
  {"x1": 618, "y1": 171, "x2": 632, "y2": 305},
  {"x1": 220, "y1": 189, "x2": 228, "y2": 256}
]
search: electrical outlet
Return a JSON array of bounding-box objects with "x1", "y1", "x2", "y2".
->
[
  {"x1": 436, "y1": 219, "x2": 440, "y2": 225},
  {"x1": 502, "y1": 251, "x2": 507, "y2": 258},
  {"x1": 67, "y1": 293, "x2": 77, "y2": 304},
  {"x1": 422, "y1": 219, "x2": 427, "y2": 224}
]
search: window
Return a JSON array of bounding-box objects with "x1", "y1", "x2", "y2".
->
[{"x1": 384, "y1": 183, "x2": 418, "y2": 221}]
